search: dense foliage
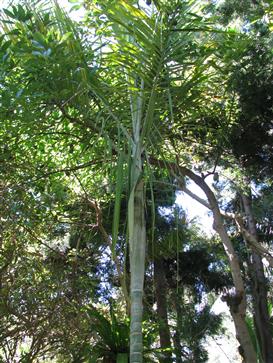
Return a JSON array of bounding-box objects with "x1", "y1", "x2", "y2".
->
[{"x1": 0, "y1": 0, "x2": 272, "y2": 362}]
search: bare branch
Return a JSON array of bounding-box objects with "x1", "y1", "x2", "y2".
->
[{"x1": 181, "y1": 185, "x2": 211, "y2": 209}]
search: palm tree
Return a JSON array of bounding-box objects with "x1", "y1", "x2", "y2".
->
[{"x1": 0, "y1": 0, "x2": 258, "y2": 361}]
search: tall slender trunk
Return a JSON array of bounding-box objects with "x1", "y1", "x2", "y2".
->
[
  {"x1": 241, "y1": 193, "x2": 273, "y2": 363},
  {"x1": 175, "y1": 165, "x2": 257, "y2": 363},
  {"x1": 129, "y1": 177, "x2": 146, "y2": 363},
  {"x1": 154, "y1": 257, "x2": 172, "y2": 363},
  {"x1": 213, "y1": 218, "x2": 256, "y2": 363},
  {"x1": 129, "y1": 110, "x2": 146, "y2": 363},
  {"x1": 129, "y1": 176, "x2": 146, "y2": 363},
  {"x1": 149, "y1": 158, "x2": 257, "y2": 362}
]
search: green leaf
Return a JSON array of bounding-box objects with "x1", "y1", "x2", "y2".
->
[
  {"x1": 70, "y1": 5, "x2": 82, "y2": 11},
  {"x1": 3, "y1": 8, "x2": 16, "y2": 20},
  {"x1": 61, "y1": 32, "x2": 73, "y2": 42},
  {"x1": 17, "y1": 4, "x2": 26, "y2": 20},
  {"x1": 112, "y1": 151, "x2": 124, "y2": 253},
  {"x1": 33, "y1": 32, "x2": 47, "y2": 47},
  {"x1": 1, "y1": 40, "x2": 12, "y2": 53}
]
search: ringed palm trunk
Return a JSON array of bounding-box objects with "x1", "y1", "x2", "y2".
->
[
  {"x1": 129, "y1": 175, "x2": 146, "y2": 363},
  {"x1": 129, "y1": 104, "x2": 146, "y2": 362}
]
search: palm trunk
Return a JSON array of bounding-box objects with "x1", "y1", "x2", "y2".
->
[
  {"x1": 129, "y1": 177, "x2": 146, "y2": 363},
  {"x1": 241, "y1": 193, "x2": 273, "y2": 363},
  {"x1": 129, "y1": 88, "x2": 146, "y2": 363},
  {"x1": 154, "y1": 257, "x2": 172, "y2": 363}
]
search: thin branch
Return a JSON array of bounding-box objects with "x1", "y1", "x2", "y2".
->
[
  {"x1": 181, "y1": 185, "x2": 211, "y2": 209},
  {"x1": 69, "y1": 173, "x2": 130, "y2": 308},
  {"x1": 87, "y1": 198, "x2": 130, "y2": 310},
  {"x1": 22, "y1": 225, "x2": 64, "y2": 257},
  {"x1": 31, "y1": 158, "x2": 110, "y2": 182}
]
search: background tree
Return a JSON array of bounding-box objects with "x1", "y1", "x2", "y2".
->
[{"x1": 0, "y1": 0, "x2": 272, "y2": 362}]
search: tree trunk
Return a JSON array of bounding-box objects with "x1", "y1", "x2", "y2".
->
[
  {"x1": 154, "y1": 257, "x2": 172, "y2": 363},
  {"x1": 241, "y1": 193, "x2": 273, "y2": 363},
  {"x1": 148, "y1": 158, "x2": 257, "y2": 362},
  {"x1": 129, "y1": 177, "x2": 146, "y2": 363},
  {"x1": 214, "y1": 219, "x2": 257, "y2": 363},
  {"x1": 175, "y1": 165, "x2": 257, "y2": 363},
  {"x1": 129, "y1": 105, "x2": 146, "y2": 363},
  {"x1": 179, "y1": 166, "x2": 257, "y2": 363}
]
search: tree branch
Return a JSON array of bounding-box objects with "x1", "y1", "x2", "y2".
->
[
  {"x1": 181, "y1": 185, "x2": 211, "y2": 209},
  {"x1": 235, "y1": 216, "x2": 273, "y2": 269},
  {"x1": 32, "y1": 158, "x2": 110, "y2": 182},
  {"x1": 87, "y1": 198, "x2": 130, "y2": 311}
]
